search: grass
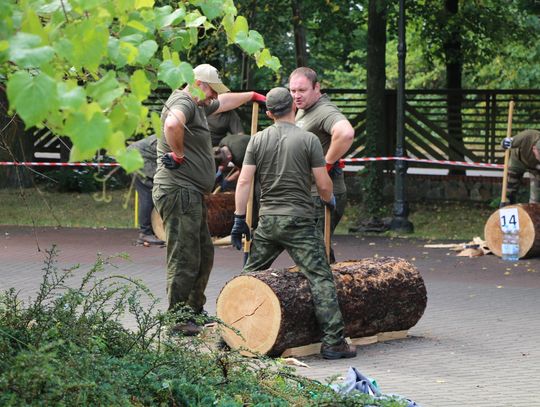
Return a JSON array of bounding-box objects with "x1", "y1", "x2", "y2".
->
[
  {"x1": 1, "y1": 187, "x2": 496, "y2": 241},
  {"x1": 1, "y1": 187, "x2": 136, "y2": 229},
  {"x1": 338, "y1": 200, "x2": 495, "y2": 241}
]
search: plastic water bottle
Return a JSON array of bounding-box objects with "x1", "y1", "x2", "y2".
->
[{"x1": 501, "y1": 229, "x2": 520, "y2": 261}]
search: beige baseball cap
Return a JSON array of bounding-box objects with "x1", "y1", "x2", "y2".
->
[{"x1": 193, "y1": 64, "x2": 230, "y2": 94}]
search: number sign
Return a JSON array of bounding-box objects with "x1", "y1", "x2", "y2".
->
[{"x1": 499, "y1": 207, "x2": 520, "y2": 233}]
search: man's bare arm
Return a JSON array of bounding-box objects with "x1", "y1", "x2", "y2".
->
[
  {"x1": 234, "y1": 164, "x2": 256, "y2": 215},
  {"x1": 325, "y1": 119, "x2": 355, "y2": 163},
  {"x1": 312, "y1": 166, "x2": 333, "y2": 202},
  {"x1": 215, "y1": 92, "x2": 264, "y2": 114},
  {"x1": 163, "y1": 108, "x2": 187, "y2": 156}
]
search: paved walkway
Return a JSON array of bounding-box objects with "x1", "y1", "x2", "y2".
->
[{"x1": 1, "y1": 226, "x2": 540, "y2": 406}]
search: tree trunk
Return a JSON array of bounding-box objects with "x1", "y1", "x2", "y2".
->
[
  {"x1": 484, "y1": 204, "x2": 540, "y2": 258},
  {"x1": 291, "y1": 0, "x2": 309, "y2": 67},
  {"x1": 0, "y1": 86, "x2": 34, "y2": 188},
  {"x1": 364, "y1": 0, "x2": 388, "y2": 217},
  {"x1": 444, "y1": 0, "x2": 465, "y2": 175},
  {"x1": 217, "y1": 257, "x2": 427, "y2": 356},
  {"x1": 151, "y1": 192, "x2": 235, "y2": 240}
]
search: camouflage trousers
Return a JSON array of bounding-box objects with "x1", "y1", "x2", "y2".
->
[
  {"x1": 312, "y1": 192, "x2": 347, "y2": 263},
  {"x1": 507, "y1": 163, "x2": 540, "y2": 204},
  {"x1": 244, "y1": 215, "x2": 345, "y2": 346},
  {"x1": 152, "y1": 184, "x2": 214, "y2": 313}
]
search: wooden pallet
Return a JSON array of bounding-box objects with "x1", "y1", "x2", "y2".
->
[{"x1": 280, "y1": 330, "x2": 408, "y2": 358}]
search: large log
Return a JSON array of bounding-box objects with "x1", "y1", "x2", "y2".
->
[
  {"x1": 151, "y1": 192, "x2": 235, "y2": 240},
  {"x1": 484, "y1": 203, "x2": 540, "y2": 259},
  {"x1": 216, "y1": 257, "x2": 427, "y2": 356}
]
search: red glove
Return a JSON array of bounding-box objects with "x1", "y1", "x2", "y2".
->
[
  {"x1": 251, "y1": 92, "x2": 266, "y2": 103},
  {"x1": 325, "y1": 159, "x2": 345, "y2": 172}
]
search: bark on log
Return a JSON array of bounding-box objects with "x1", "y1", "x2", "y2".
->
[
  {"x1": 151, "y1": 192, "x2": 235, "y2": 240},
  {"x1": 484, "y1": 203, "x2": 540, "y2": 259},
  {"x1": 216, "y1": 257, "x2": 427, "y2": 356}
]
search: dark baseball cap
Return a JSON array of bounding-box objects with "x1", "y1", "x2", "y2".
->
[{"x1": 266, "y1": 87, "x2": 293, "y2": 115}]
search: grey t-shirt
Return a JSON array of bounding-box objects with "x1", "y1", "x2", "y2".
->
[
  {"x1": 244, "y1": 121, "x2": 326, "y2": 217},
  {"x1": 153, "y1": 90, "x2": 219, "y2": 194},
  {"x1": 295, "y1": 94, "x2": 348, "y2": 194},
  {"x1": 207, "y1": 110, "x2": 245, "y2": 147}
]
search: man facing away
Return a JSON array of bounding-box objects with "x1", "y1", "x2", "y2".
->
[
  {"x1": 230, "y1": 87, "x2": 356, "y2": 359},
  {"x1": 152, "y1": 63, "x2": 265, "y2": 335},
  {"x1": 127, "y1": 134, "x2": 164, "y2": 246},
  {"x1": 289, "y1": 67, "x2": 355, "y2": 263},
  {"x1": 501, "y1": 129, "x2": 540, "y2": 205}
]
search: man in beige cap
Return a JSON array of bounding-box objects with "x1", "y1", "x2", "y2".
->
[
  {"x1": 231, "y1": 87, "x2": 357, "y2": 360},
  {"x1": 501, "y1": 129, "x2": 540, "y2": 205},
  {"x1": 153, "y1": 63, "x2": 265, "y2": 335}
]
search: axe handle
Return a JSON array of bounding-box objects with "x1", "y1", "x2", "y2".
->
[
  {"x1": 501, "y1": 100, "x2": 515, "y2": 204},
  {"x1": 243, "y1": 102, "x2": 259, "y2": 263},
  {"x1": 324, "y1": 206, "x2": 331, "y2": 262}
]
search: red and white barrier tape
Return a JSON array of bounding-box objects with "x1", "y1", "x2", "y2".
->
[
  {"x1": 342, "y1": 156, "x2": 504, "y2": 169},
  {"x1": 0, "y1": 157, "x2": 504, "y2": 169},
  {"x1": 0, "y1": 161, "x2": 120, "y2": 167}
]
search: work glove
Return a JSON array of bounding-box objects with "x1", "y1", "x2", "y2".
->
[
  {"x1": 322, "y1": 194, "x2": 336, "y2": 211},
  {"x1": 501, "y1": 137, "x2": 513, "y2": 150},
  {"x1": 251, "y1": 92, "x2": 266, "y2": 103},
  {"x1": 161, "y1": 152, "x2": 185, "y2": 169},
  {"x1": 230, "y1": 214, "x2": 250, "y2": 250},
  {"x1": 326, "y1": 160, "x2": 345, "y2": 178}
]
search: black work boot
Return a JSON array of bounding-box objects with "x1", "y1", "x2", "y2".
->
[
  {"x1": 137, "y1": 233, "x2": 165, "y2": 246},
  {"x1": 321, "y1": 340, "x2": 357, "y2": 360}
]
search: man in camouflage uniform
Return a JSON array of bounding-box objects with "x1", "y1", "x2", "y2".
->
[
  {"x1": 152, "y1": 63, "x2": 266, "y2": 335},
  {"x1": 289, "y1": 67, "x2": 355, "y2": 263},
  {"x1": 207, "y1": 109, "x2": 245, "y2": 147},
  {"x1": 127, "y1": 134, "x2": 164, "y2": 246},
  {"x1": 230, "y1": 87, "x2": 356, "y2": 359},
  {"x1": 501, "y1": 129, "x2": 540, "y2": 205}
]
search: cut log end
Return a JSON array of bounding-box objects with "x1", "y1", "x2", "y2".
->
[
  {"x1": 216, "y1": 275, "x2": 282, "y2": 356},
  {"x1": 484, "y1": 204, "x2": 540, "y2": 258}
]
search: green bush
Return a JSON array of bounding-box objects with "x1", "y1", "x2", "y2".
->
[{"x1": 0, "y1": 248, "x2": 407, "y2": 406}]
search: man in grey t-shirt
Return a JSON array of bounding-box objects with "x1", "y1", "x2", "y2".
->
[
  {"x1": 152, "y1": 63, "x2": 266, "y2": 336},
  {"x1": 289, "y1": 67, "x2": 354, "y2": 263},
  {"x1": 231, "y1": 87, "x2": 356, "y2": 360}
]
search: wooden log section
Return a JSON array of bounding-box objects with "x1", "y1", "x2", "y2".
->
[
  {"x1": 151, "y1": 192, "x2": 235, "y2": 240},
  {"x1": 484, "y1": 203, "x2": 540, "y2": 259},
  {"x1": 216, "y1": 257, "x2": 427, "y2": 357}
]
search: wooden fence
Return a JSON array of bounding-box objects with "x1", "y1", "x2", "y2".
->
[{"x1": 33, "y1": 89, "x2": 540, "y2": 170}]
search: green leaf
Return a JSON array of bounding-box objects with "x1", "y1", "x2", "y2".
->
[
  {"x1": 7, "y1": 71, "x2": 58, "y2": 128},
  {"x1": 8, "y1": 32, "x2": 55, "y2": 68},
  {"x1": 87, "y1": 71, "x2": 125, "y2": 109},
  {"x1": 116, "y1": 148, "x2": 144, "y2": 173},
  {"x1": 130, "y1": 70, "x2": 150, "y2": 102},
  {"x1": 185, "y1": 12, "x2": 206, "y2": 28},
  {"x1": 232, "y1": 16, "x2": 249, "y2": 40},
  {"x1": 135, "y1": 0, "x2": 154, "y2": 9},
  {"x1": 256, "y1": 48, "x2": 281, "y2": 72},
  {"x1": 158, "y1": 60, "x2": 193, "y2": 89},
  {"x1": 64, "y1": 108, "x2": 112, "y2": 157},
  {"x1": 126, "y1": 19, "x2": 149, "y2": 33},
  {"x1": 105, "y1": 131, "x2": 128, "y2": 157},
  {"x1": 21, "y1": 8, "x2": 47, "y2": 42},
  {"x1": 57, "y1": 81, "x2": 86, "y2": 111},
  {"x1": 157, "y1": 7, "x2": 186, "y2": 28},
  {"x1": 57, "y1": 19, "x2": 108, "y2": 73},
  {"x1": 136, "y1": 40, "x2": 158, "y2": 64},
  {"x1": 192, "y1": 0, "x2": 224, "y2": 20},
  {"x1": 151, "y1": 111, "x2": 162, "y2": 138},
  {"x1": 235, "y1": 30, "x2": 264, "y2": 55}
]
